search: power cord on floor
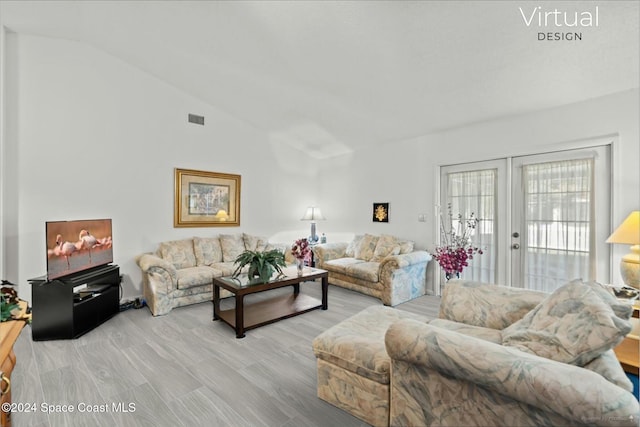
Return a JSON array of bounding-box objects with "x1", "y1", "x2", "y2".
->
[{"x1": 119, "y1": 297, "x2": 146, "y2": 312}]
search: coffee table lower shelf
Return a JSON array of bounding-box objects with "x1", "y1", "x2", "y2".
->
[{"x1": 216, "y1": 293, "x2": 323, "y2": 338}]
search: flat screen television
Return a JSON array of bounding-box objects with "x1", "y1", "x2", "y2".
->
[{"x1": 46, "y1": 218, "x2": 113, "y2": 281}]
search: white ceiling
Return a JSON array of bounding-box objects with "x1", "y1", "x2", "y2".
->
[{"x1": 2, "y1": 1, "x2": 639, "y2": 158}]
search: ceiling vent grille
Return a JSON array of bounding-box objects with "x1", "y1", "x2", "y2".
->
[{"x1": 188, "y1": 114, "x2": 205, "y2": 125}]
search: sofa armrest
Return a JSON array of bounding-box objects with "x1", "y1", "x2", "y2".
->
[
  {"x1": 136, "y1": 253, "x2": 177, "y2": 279},
  {"x1": 380, "y1": 251, "x2": 431, "y2": 270},
  {"x1": 385, "y1": 319, "x2": 639, "y2": 427},
  {"x1": 313, "y1": 242, "x2": 348, "y2": 268},
  {"x1": 378, "y1": 251, "x2": 431, "y2": 306},
  {"x1": 136, "y1": 253, "x2": 179, "y2": 316}
]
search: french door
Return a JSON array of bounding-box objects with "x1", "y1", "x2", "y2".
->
[
  {"x1": 440, "y1": 145, "x2": 611, "y2": 292},
  {"x1": 439, "y1": 159, "x2": 507, "y2": 284}
]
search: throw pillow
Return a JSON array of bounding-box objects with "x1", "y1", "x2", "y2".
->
[
  {"x1": 264, "y1": 243, "x2": 288, "y2": 262},
  {"x1": 346, "y1": 235, "x2": 364, "y2": 257},
  {"x1": 264, "y1": 242, "x2": 287, "y2": 253},
  {"x1": 584, "y1": 280, "x2": 633, "y2": 319},
  {"x1": 371, "y1": 234, "x2": 401, "y2": 262},
  {"x1": 397, "y1": 239, "x2": 415, "y2": 254},
  {"x1": 159, "y1": 239, "x2": 197, "y2": 269},
  {"x1": 502, "y1": 279, "x2": 632, "y2": 366},
  {"x1": 354, "y1": 234, "x2": 379, "y2": 261},
  {"x1": 219, "y1": 234, "x2": 246, "y2": 262},
  {"x1": 243, "y1": 233, "x2": 268, "y2": 252},
  {"x1": 193, "y1": 236, "x2": 223, "y2": 266}
]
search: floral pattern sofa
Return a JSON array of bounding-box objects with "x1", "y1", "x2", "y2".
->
[
  {"x1": 313, "y1": 234, "x2": 432, "y2": 306},
  {"x1": 312, "y1": 279, "x2": 639, "y2": 427},
  {"x1": 136, "y1": 233, "x2": 290, "y2": 316}
]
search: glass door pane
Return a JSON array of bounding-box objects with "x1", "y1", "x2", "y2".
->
[
  {"x1": 511, "y1": 146, "x2": 610, "y2": 292},
  {"x1": 440, "y1": 159, "x2": 507, "y2": 285}
]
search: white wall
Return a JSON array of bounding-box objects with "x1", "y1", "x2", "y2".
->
[
  {"x1": 316, "y1": 143, "x2": 433, "y2": 244},
  {"x1": 3, "y1": 34, "x2": 315, "y2": 301},
  {"x1": 3, "y1": 32, "x2": 638, "y2": 302},
  {"x1": 319, "y1": 89, "x2": 640, "y2": 291},
  {"x1": 0, "y1": 26, "x2": 7, "y2": 283}
]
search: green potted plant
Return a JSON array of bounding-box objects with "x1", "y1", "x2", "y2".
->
[
  {"x1": 1, "y1": 285, "x2": 20, "y2": 322},
  {"x1": 232, "y1": 249, "x2": 287, "y2": 283}
]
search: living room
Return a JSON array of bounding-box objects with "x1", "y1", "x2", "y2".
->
[{"x1": 1, "y1": 1, "x2": 639, "y2": 426}]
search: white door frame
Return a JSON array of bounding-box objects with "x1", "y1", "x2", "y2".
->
[{"x1": 436, "y1": 136, "x2": 615, "y2": 291}]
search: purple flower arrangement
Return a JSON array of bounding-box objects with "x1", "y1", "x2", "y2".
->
[
  {"x1": 291, "y1": 238, "x2": 311, "y2": 262},
  {"x1": 432, "y1": 204, "x2": 483, "y2": 278}
]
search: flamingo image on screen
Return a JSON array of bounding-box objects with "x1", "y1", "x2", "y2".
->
[{"x1": 46, "y1": 219, "x2": 113, "y2": 280}]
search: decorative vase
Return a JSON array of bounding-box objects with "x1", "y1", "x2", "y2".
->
[
  {"x1": 296, "y1": 258, "x2": 305, "y2": 276},
  {"x1": 445, "y1": 272, "x2": 460, "y2": 282}
]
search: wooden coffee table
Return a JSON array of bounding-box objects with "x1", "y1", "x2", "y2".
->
[{"x1": 212, "y1": 266, "x2": 328, "y2": 338}]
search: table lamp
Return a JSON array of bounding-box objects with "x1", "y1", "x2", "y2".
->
[
  {"x1": 301, "y1": 206, "x2": 325, "y2": 243},
  {"x1": 606, "y1": 211, "x2": 640, "y2": 289},
  {"x1": 215, "y1": 210, "x2": 229, "y2": 221}
]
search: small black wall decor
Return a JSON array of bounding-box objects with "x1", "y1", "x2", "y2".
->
[{"x1": 373, "y1": 203, "x2": 389, "y2": 222}]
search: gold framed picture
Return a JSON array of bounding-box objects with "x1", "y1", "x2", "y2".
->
[
  {"x1": 373, "y1": 203, "x2": 389, "y2": 222},
  {"x1": 174, "y1": 168, "x2": 241, "y2": 227}
]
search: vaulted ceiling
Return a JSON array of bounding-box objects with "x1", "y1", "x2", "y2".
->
[{"x1": 2, "y1": 1, "x2": 639, "y2": 157}]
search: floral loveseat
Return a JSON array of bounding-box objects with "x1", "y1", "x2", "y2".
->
[
  {"x1": 136, "y1": 233, "x2": 290, "y2": 316},
  {"x1": 313, "y1": 234, "x2": 432, "y2": 306},
  {"x1": 313, "y1": 279, "x2": 639, "y2": 427}
]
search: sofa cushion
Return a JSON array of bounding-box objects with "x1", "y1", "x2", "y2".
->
[
  {"x1": 371, "y1": 234, "x2": 401, "y2": 262},
  {"x1": 396, "y1": 239, "x2": 415, "y2": 254},
  {"x1": 176, "y1": 266, "x2": 221, "y2": 290},
  {"x1": 345, "y1": 235, "x2": 364, "y2": 257},
  {"x1": 193, "y1": 236, "x2": 223, "y2": 266},
  {"x1": 323, "y1": 257, "x2": 364, "y2": 274},
  {"x1": 219, "y1": 234, "x2": 246, "y2": 262},
  {"x1": 210, "y1": 262, "x2": 238, "y2": 277},
  {"x1": 429, "y1": 318, "x2": 502, "y2": 344},
  {"x1": 243, "y1": 233, "x2": 268, "y2": 252},
  {"x1": 354, "y1": 234, "x2": 379, "y2": 261},
  {"x1": 159, "y1": 239, "x2": 197, "y2": 269},
  {"x1": 439, "y1": 281, "x2": 546, "y2": 330},
  {"x1": 312, "y1": 305, "x2": 430, "y2": 384},
  {"x1": 502, "y1": 279, "x2": 632, "y2": 366},
  {"x1": 346, "y1": 262, "x2": 380, "y2": 282}
]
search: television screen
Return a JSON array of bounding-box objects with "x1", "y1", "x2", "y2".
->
[{"x1": 46, "y1": 218, "x2": 113, "y2": 281}]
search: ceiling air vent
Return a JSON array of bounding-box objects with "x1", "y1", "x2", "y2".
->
[{"x1": 188, "y1": 114, "x2": 205, "y2": 126}]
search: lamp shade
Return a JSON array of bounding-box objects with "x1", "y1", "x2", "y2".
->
[
  {"x1": 215, "y1": 210, "x2": 229, "y2": 221},
  {"x1": 607, "y1": 211, "x2": 640, "y2": 289},
  {"x1": 301, "y1": 206, "x2": 326, "y2": 222},
  {"x1": 606, "y1": 211, "x2": 640, "y2": 244}
]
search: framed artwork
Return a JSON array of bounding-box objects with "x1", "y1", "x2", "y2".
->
[
  {"x1": 373, "y1": 203, "x2": 389, "y2": 223},
  {"x1": 174, "y1": 168, "x2": 241, "y2": 227}
]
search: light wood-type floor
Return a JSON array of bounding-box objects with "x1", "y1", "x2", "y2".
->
[{"x1": 11, "y1": 283, "x2": 441, "y2": 427}]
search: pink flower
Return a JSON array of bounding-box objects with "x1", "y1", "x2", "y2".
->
[
  {"x1": 431, "y1": 204, "x2": 483, "y2": 276},
  {"x1": 291, "y1": 238, "x2": 311, "y2": 261}
]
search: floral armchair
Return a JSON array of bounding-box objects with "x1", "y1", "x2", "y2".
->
[{"x1": 385, "y1": 279, "x2": 639, "y2": 426}]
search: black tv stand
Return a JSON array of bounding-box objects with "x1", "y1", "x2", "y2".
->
[{"x1": 29, "y1": 264, "x2": 120, "y2": 340}]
